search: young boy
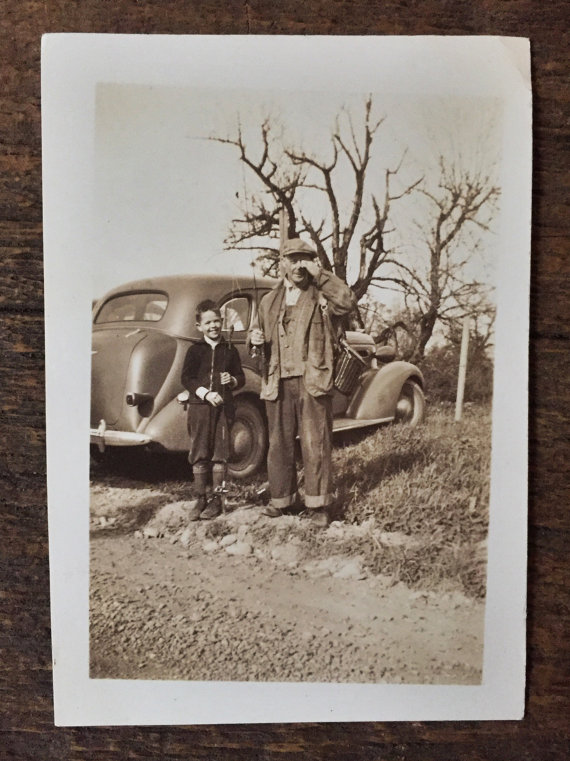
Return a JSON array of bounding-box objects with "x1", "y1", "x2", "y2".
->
[{"x1": 181, "y1": 300, "x2": 245, "y2": 520}]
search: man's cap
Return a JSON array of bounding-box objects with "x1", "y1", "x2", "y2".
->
[{"x1": 280, "y1": 238, "x2": 317, "y2": 258}]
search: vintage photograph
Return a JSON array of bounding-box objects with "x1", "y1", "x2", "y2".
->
[
  {"x1": 43, "y1": 35, "x2": 530, "y2": 724},
  {"x1": 89, "y1": 85, "x2": 498, "y2": 685}
]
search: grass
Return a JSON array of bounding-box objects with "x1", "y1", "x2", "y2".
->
[
  {"x1": 223, "y1": 402, "x2": 490, "y2": 597},
  {"x1": 336, "y1": 404, "x2": 490, "y2": 536},
  {"x1": 331, "y1": 402, "x2": 491, "y2": 597},
  {"x1": 91, "y1": 402, "x2": 491, "y2": 598}
]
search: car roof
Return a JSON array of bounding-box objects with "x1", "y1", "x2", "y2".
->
[{"x1": 93, "y1": 273, "x2": 277, "y2": 338}]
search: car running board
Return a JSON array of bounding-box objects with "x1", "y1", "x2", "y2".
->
[{"x1": 332, "y1": 415, "x2": 394, "y2": 432}]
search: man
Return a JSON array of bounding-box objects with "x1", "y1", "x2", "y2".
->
[{"x1": 249, "y1": 238, "x2": 357, "y2": 526}]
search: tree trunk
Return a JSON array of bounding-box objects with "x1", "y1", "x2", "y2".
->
[{"x1": 410, "y1": 309, "x2": 438, "y2": 363}]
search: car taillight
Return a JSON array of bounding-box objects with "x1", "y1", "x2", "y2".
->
[{"x1": 126, "y1": 392, "x2": 154, "y2": 407}]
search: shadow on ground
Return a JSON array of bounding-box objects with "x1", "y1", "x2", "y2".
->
[
  {"x1": 90, "y1": 494, "x2": 174, "y2": 538},
  {"x1": 91, "y1": 449, "x2": 192, "y2": 483}
]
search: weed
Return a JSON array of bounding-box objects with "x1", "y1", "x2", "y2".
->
[{"x1": 330, "y1": 406, "x2": 491, "y2": 596}]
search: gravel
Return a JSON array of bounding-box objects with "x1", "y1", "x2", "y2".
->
[{"x1": 89, "y1": 528, "x2": 484, "y2": 684}]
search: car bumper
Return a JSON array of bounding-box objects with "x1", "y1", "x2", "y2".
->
[{"x1": 90, "y1": 420, "x2": 151, "y2": 452}]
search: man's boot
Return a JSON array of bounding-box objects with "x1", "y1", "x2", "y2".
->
[{"x1": 305, "y1": 506, "x2": 330, "y2": 528}]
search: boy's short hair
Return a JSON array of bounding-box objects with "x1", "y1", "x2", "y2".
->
[{"x1": 195, "y1": 299, "x2": 221, "y2": 323}]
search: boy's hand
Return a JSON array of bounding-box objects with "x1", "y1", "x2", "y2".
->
[
  {"x1": 220, "y1": 372, "x2": 233, "y2": 386},
  {"x1": 205, "y1": 391, "x2": 224, "y2": 407}
]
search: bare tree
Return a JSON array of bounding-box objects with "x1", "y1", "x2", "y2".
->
[
  {"x1": 212, "y1": 98, "x2": 420, "y2": 301},
  {"x1": 373, "y1": 158, "x2": 500, "y2": 361},
  {"x1": 213, "y1": 101, "x2": 499, "y2": 356},
  {"x1": 213, "y1": 118, "x2": 304, "y2": 266}
]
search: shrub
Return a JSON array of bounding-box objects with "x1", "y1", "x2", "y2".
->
[{"x1": 419, "y1": 342, "x2": 494, "y2": 403}]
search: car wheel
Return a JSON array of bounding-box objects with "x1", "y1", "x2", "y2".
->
[
  {"x1": 229, "y1": 397, "x2": 267, "y2": 479},
  {"x1": 394, "y1": 379, "x2": 425, "y2": 427}
]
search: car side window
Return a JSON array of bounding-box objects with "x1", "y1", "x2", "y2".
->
[
  {"x1": 220, "y1": 296, "x2": 251, "y2": 332},
  {"x1": 95, "y1": 292, "x2": 168, "y2": 324}
]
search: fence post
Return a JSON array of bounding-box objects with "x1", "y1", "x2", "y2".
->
[{"x1": 455, "y1": 315, "x2": 471, "y2": 422}]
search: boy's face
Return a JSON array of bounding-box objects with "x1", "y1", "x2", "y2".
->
[{"x1": 197, "y1": 309, "x2": 222, "y2": 340}]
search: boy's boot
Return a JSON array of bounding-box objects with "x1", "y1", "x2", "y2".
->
[
  {"x1": 188, "y1": 463, "x2": 209, "y2": 521},
  {"x1": 201, "y1": 462, "x2": 225, "y2": 519}
]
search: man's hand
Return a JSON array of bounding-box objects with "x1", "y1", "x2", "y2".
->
[
  {"x1": 205, "y1": 391, "x2": 224, "y2": 407},
  {"x1": 249, "y1": 328, "x2": 265, "y2": 346},
  {"x1": 220, "y1": 372, "x2": 233, "y2": 386},
  {"x1": 302, "y1": 258, "x2": 321, "y2": 279}
]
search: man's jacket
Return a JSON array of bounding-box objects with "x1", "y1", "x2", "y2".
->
[{"x1": 251, "y1": 270, "x2": 357, "y2": 400}]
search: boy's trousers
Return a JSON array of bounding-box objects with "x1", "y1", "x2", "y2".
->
[
  {"x1": 187, "y1": 405, "x2": 230, "y2": 466},
  {"x1": 265, "y1": 376, "x2": 334, "y2": 509}
]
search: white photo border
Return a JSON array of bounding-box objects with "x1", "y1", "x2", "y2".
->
[{"x1": 42, "y1": 34, "x2": 531, "y2": 725}]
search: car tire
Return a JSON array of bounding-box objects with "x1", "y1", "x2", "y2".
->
[
  {"x1": 228, "y1": 397, "x2": 268, "y2": 479},
  {"x1": 394, "y1": 379, "x2": 425, "y2": 427}
]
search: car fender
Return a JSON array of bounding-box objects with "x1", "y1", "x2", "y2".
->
[
  {"x1": 140, "y1": 365, "x2": 262, "y2": 452},
  {"x1": 239, "y1": 364, "x2": 262, "y2": 396},
  {"x1": 142, "y1": 395, "x2": 190, "y2": 451},
  {"x1": 346, "y1": 361, "x2": 424, "y2": 421}
]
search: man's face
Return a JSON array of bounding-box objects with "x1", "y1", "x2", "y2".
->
[
  {"x1": 282, "y1": 253, "x2": 313, "y2": 287},
  {"x1": 196, "y1": 309, "x2": 222, "y2": 340}
]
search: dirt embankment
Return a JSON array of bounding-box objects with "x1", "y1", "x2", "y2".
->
[{"x1": 90, "y1": 488, "x2": 484, "y2": 684}]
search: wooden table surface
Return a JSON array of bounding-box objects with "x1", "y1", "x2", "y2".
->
[{"x1": 1, "y1": 2, "x2": 568, "y2": 759}]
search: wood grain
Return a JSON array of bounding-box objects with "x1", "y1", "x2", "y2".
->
[{"x1": 1, "y1": 1, "x2": 568, "y2": 758}]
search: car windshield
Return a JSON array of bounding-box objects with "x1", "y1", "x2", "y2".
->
[{"x1": 95, "y1": 291, "x2": 168, "y2": 324}]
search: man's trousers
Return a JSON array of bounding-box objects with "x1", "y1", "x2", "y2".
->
[{"x1": 265, "y1": 376, "x2": 334, "y2": 509}]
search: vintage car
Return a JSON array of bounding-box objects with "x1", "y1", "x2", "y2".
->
[{"x1": 91, "y1": 274, "x2": 425, "y2": 478}]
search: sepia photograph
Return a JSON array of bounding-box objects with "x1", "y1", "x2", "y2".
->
[{"x1": 42, "y1": 34, "x2": 531, "y2": 724}]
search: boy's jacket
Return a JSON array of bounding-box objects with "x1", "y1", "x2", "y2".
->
[{"x1": 181, "y1": 337, "x2": 245, "y2": 409}]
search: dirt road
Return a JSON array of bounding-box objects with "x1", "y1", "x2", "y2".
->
[{"x1": 90, "y1": 507, "x2": 484, "y2": 684}]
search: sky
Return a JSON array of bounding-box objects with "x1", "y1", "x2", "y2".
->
[{"x1": 94, "y1": 84, "x2": 502, "y2": 306}]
